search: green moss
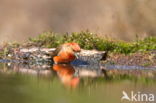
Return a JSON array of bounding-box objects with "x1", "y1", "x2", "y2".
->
[
  {"x1": 0, "y1": 31, "x2": 154, "y2": 55},
  {"x1": 28, "y1": 31, "x2": 117, "y2": 51},
  {"x1": 28, "y1": 31, "x2": 156, "y2": 54},
  {"x1": 28, "y1": 32, "x2": 64, "y2": 48},
  {"x1": 0, "y1": 42, "x2": 20, "y2": 58}
]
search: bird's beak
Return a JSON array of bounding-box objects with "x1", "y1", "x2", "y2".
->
[
  {"x1": 75, "y1": 53, "x2": 79, "y2": 59},
  {"x1": 74, "y1": 48, "x2": 81, "y2": 58}
]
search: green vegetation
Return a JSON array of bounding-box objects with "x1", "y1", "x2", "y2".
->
[
  {"x1": 29, "y1": 31, "x2": 156, "y2": 54},
  {"x1": 0, "y1": 31, "x2": 155, "y2": 56},
  {"x1": 0, "y1": 42, "x2": 20, "y2": 58}
]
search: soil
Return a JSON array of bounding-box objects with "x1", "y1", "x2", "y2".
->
[{"x1": 106, "y1": 52, "x2": 156, "y2": 67}]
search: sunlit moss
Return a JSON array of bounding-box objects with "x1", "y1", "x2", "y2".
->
[
  {"x1": 28, "y1": 31, "x2": 156, "y2": 54},
  {"x1": 0, "y1": 31, "x2": 156, "y2": 55}
]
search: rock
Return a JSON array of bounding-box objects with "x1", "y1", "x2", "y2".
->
[{"x1": 4, "y1": 47, "x2": 106, "y2": 65}]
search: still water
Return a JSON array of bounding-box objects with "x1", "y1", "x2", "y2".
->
[{"x1": 0, "y1": 63, "x2": 156, "y2": 103}]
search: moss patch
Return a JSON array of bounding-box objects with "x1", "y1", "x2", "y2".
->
[{"x1": 28, "y1": 31, "x2": 156, "y2": 54}]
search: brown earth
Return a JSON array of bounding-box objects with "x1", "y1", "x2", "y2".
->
[{"x1": 106, "y1": 52, "x2": 156, "y2": 67}]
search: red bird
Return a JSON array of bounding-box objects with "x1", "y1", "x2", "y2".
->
[
  {"x1": 53, "y1": 64, "x2": 80, "y2": 88},
  {"x1": 51, "y1": 42, "x2": 81, "y2": 64}
]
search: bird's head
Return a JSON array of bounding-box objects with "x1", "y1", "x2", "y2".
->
[{"x1": 64, "y1": 42, "x2": 81, "y2": 52}]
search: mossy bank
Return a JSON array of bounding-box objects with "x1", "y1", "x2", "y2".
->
[
  {"x1": 0, "y1": 31, "x2": 156, "y2": 63},
  {"x1": 28, "y1": 31, "x2": 156, "y2": 54}
]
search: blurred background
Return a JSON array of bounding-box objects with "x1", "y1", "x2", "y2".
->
[{"x1": 0, "y1": 0, "x2": 156, "y2": 43}]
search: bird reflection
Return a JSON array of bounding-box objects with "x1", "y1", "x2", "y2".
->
[{"x1": 52, "y1": 64, "x2": 79, "y2": 88}]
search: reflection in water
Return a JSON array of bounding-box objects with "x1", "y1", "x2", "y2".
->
[
  {"x1": 0, "y1": 62, "x2": 105, "y2": 88},
  {"x1": 0, "y1": 62, "x2": 156, "y2": 103},
  {"x1": 53, "y1": 64, "x2": 79, "y2": 88}
]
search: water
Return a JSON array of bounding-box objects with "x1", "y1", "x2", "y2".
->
[{"x1": 0, "y1": 62, "x2": 156, "y2": 103}]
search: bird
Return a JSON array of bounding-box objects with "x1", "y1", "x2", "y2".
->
[
  {"x1": 53, "y1": 64, "x2": 79, "y2": 88},
  {"x1": 50, "y1": 42, "x2": 81, "y2": 64}
]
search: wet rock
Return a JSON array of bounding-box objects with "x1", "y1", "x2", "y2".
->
[
  {"x1": 76, "y1": 49, "x2": 107, "y2": 64},
  {"x1": 2, "y1": 47, "x2": 106, "y2": 65}
]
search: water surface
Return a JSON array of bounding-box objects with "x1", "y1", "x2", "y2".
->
[{"x1": 0, "y1": 62, "x2": 156, "y2": 103}]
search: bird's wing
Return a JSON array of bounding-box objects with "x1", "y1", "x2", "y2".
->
[{"x1": 48, "y1": 45, "x2": 63, "y2": 57}]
